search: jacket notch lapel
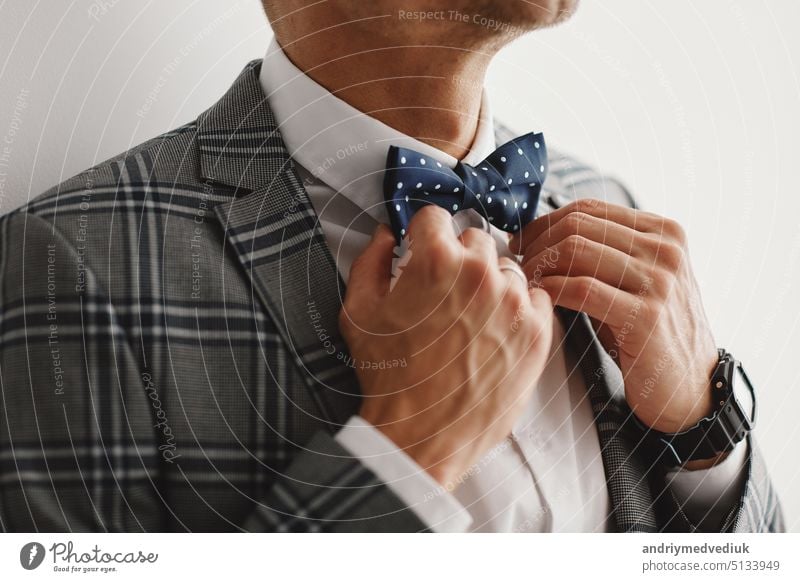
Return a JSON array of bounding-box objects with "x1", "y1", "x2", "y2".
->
[
  {"x1": 558, "y1": 307, "x2": 661, "y2": 532},
  {"x1": 198, "y1": 61, "x2": 361, "y2": 428}
]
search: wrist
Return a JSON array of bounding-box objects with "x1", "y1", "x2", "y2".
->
[
  {"x1": 634, "y1": 349, "x2": 719, "y2": 434},
  {"x1": 376, "y1": 425, "x2": 463, "y2": 486},
  {"x1": 633, "y1": 348, "x2": 755, "y2": 468},
  {"x1": 360, "y1": 407, "x2": 464, "y2": 487},
  {"x1": 638, "y1": 387, "x2": 716, "y2": 433},
  {"x1": 682, "y1": 450, "x2": 730, "y2": 471}
]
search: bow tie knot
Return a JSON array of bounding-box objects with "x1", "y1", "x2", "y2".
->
[{"x1": 383, "y1": 132, "x2": 547, "y2": 241}]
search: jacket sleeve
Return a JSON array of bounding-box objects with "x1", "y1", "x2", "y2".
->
[
  {"x1": 242, "y1": 430, "x2": 427, "y2": 532},
  {"x1": 0, "y1": 210, "x2": 161, "y2": 531},
  {"x1": 729, "y1": 439, "x2": 786, "y2": 532},
  {"x1": 662, "y1": 437, "x2": 785, "y2": 533},
  {"x1": 0, "y1": 211, "x2": 427, "y2": 533}
]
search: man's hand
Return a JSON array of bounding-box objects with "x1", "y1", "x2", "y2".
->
[
  {"x1": 509, "y1": 198, "x2": 718, "y2": 443},
  {"x1": 339, "y1": 206, "x2": 553, "y2": 487}
]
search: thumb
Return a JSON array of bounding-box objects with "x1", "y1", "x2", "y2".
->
[{"x1": 347, "y1": 223, "x2": 397, "y2": 299}]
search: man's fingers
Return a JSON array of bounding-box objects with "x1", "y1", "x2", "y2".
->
[
  {"x1": 498, "y1": 257, "x2": 528, "y2": 292},
  {"x1": 538, "y1": 275, "x2": 636, "y2": 328},
  {"x1": 522, "y1": 236, "x2": 648, "y2": 292},
  {"x1": 406, "y1": 204, "x2": 458, "y2": 250},
  {"x1": 528, "y1": 285, "x2": 553, "y2": 312},
  {"x1": 510, "y1": 198, "x2": 664, "y2": 254},
  {"x1": 513, "y1": 212, "x2": 648, "y2": 261},
  {"x1": 460, "y1": 227, "x2": 497, "y2": 263},
  {"x1": 347, "y1": 223, "x2": 397, "y2": 298}
]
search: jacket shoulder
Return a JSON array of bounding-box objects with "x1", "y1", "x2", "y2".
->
[
  {"x1": 0, "y1": 119, "x2": 213, "y2": 293},
  {"x1": 18, "y1": 119, "x2": 201, "y2": 219},
  {"x1": 494, "y1": 121, "x2": 637, "y2": 209}
]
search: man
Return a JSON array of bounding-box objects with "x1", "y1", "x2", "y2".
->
[{"x1": 0, "y1": 0, "x2": 783, "y2": 532}]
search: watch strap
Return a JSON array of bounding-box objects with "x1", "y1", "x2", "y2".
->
[{"x1": 633, "y1": 349, "x2": 754, "y2": 466}]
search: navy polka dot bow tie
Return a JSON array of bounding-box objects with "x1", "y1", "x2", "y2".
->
[{"x1": 383, "y1": 132, "x2": 547, "y2": 241}]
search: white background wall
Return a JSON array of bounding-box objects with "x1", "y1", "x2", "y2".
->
[{"x1": 1, "y1": 0, "x2": 798, "y2": 530}]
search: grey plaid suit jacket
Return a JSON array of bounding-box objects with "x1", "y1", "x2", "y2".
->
[{"x1": 0, "y1": 61, "x2": 784, "y2": 533}]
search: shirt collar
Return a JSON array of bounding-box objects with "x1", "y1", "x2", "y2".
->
[{"x1": 259, "y1": 38, "x2": 496, "y2": 222}]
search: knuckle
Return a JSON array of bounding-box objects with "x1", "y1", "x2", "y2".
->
[
  {"x1": 463, "y1": 226, "x2": 495, "y2": 249},
  {"x1": 562, "y1": 234, "x2": 588, "y2": 256},
  {"x1": 636, "y1": 233, "x2": 661, "y2": 256},
  {"x1": 425, "y1": 242, "x2": 457, "y2": 278},
  {"x1": 465, "y1": 225, "x2": 491, "y2": 241},
  {"x1": 527, "y1": 311, "x2": 552, "y2": 341},
  {"x1": 644, "y1": 268, "x2": 672, "y2": 300},
  {"x1": 461, "y1": 254, "x2": 492, "y2": 286},
  {"x1": 647, "y1": 267, "x2": 672, "y2": 291},
  {"x1": 573, "y1": 198, "x2": 602, "y2": 213},
  {"x1": 562, "y1": 211, "x2": 590, "y2": 234},
  {"x1": 415, "y1": 203, "x2": 450, "y2": 224},
  {"x1": 522, "y1": 258, "x2": 547, "y2": 283},
  {"x1": 530, "y1": 286, "x2": 553, "y2": 309},
  {"x1": 420, "y1": 220, "x2": 455, "y2": 250},
  {"x1": 657, "y1": 242, "x2": 686, "y2": 271},
  {"x1": 425, "y1": 230, "x2": 452, "y2": 254},
  {"x1": 661, "y1": 218, "x2": 687, "y2": 244},
  {"x1": 502, "y1": 284, "x2": 528, "y2": 314},
  {"x1": 574, "y1": 276, "x2": 596, "y2": 301}
]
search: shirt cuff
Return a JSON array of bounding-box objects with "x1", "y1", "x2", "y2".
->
[
  {"x1": 335, "y1": 416, "x2": 473, "y2": 532},
  {"x1": 665, "y1": 439, "x2": 749, "y2": 527}
]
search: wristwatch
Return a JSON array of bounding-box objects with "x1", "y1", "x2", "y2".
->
[{"x1": 634, "y1": 349, "x2": 756, "y2": 466}]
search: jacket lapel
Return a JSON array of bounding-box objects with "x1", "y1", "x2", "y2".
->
[
  {"x1": 198, "y1": 61, "x2": 361, "y2": 429},
  {"x1": 557, "y1": 307, "x2": 660, "y2": 532}
]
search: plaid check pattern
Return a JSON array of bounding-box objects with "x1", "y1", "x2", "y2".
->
[{"x1": 0, "y1": 61, "x2": 783, "y2": 532}]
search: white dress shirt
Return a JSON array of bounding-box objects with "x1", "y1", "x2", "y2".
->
[{"x1": 259, "y1": 38, "x2": 748, "y2": 532}]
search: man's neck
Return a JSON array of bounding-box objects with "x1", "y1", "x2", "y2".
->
[{"x1": 272, "y1": 18, "x2": 499, "y2": 160}]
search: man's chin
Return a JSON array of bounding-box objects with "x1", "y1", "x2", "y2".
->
[
  {"x1": 460, "y1": 0, "x2": 579, "y2": 38},
  {"x1": 515, "y1": 0, "x2": 580, "y2": 29}
]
